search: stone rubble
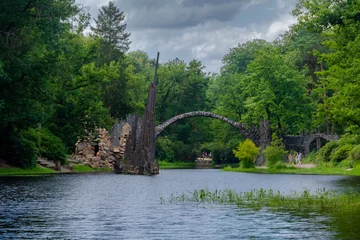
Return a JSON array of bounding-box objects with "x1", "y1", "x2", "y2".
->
[{"x1": 69, "y1": 128, "x2": 120, "y2": 170}]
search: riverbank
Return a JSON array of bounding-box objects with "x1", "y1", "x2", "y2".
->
[
  {"x1": 158, "y1": 161, "x2": 196, "y2": 169},
  {"x1": 0, "y1": 158, "x2": 196, "y2": 176},
  {"x1": 223, "y1": 164, "x2": 360, "y2": 176},
  {"x1": 0, "y1": 166, "x2": 56, "y2": 176}
]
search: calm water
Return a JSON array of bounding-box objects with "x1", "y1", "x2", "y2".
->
[{"x1": 1, "y1": 170, "x2": 360, "y2": 239}]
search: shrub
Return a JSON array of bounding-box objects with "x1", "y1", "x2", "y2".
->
[
  {"x1": 263, "y1": 134, "x2": 287, "y2": 167},
  {"x1": 22, "y1": 128, "x2": 66, "y2": 164},
  {"x1": 270, "y1": 161, "x2": 287, "y2": 170},
  {"x1": 317, "y1": 141, "x2": 339, "y2": 162},
  {"x1": 8, "y1": 128, "x2": 67, "y2": 168},
  {"x1": 233, "y1": 139, "x2": 259, "y2": 168},
  {"x1": 338, "y1": 159, "x2": 353, "y2": 169},
  {"x1": 349, "y1": 144, "x2": 360, "y2": 165},
  {"x1": 38, "y1": 129, "x2": 67, "y2": 164},
  {"x1": 11, "y1": 135, "x2": 38, "y2": 169},
  {"x1": 330, "y1": 144, "x2": 353, "y2": 163},
  {"x1": 303, "y1": 151, "x2": 316, "y2": 164},
  {"x1": 156, "y1": 137, "x2": 175, "y2": 162}
]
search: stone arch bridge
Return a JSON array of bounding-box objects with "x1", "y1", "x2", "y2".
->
[
  {"x1": 283, "y1": 133, "x2": 339, "y2": 155},
  {"x1": 155, "y1": 111, "x2": 260, "y2": 144},
  {"x1": 111, "y1": 52, "x2": 338, "y2": 175}
]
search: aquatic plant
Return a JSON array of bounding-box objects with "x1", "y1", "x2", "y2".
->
[{"x1": 164, "y1": 189, "x2": 360, "y2": 214}]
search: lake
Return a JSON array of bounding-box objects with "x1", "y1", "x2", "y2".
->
[{"x1": 1, "y1": 169, "x2": 360, "y2": 239}]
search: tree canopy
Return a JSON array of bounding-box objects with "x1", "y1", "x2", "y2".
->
[{"x1": 1, "y1": 0, "x2": 360, "y2": 167}]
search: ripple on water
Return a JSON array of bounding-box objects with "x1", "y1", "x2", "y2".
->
[{"x1": 0, "y1": 170, "x2": 356, "y2": 239}]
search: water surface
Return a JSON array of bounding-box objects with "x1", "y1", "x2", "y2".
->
[{"x1": 1, "y1": 169, "x2": 359, "y2": 239}]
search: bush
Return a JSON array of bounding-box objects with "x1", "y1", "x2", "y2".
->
[
  {"x1": 317, "y1": 141, "x2": 339, "y2": 162},
  {"x1": 21, "y1": 128, "x2": 66, "y2": 165},
  {"x1": 303, "y1": 151, "x2": 316, "y2": 164},
  {"x1": 233, "y1": 139, "x2": 259, "y2": 168},
  {"x1": 263, "y1": 134, "x2": 287, "y2": 167},
  {"x1": 330, "y1": 144, "x2": 353, "y2": 163},
  {"x1": 338, "y1": 159, "x2": 353, "y2": 169},
  {"x1": 156, "y1": 137, "x2": 175, "y2": 162},
  {"x1": 11, "y1": 135, "x2": 38, "y2": 169},
  {"x1": 270, "y1": 161, "x2": 287, "y2": 170},
  {"x1": 349, "y1": 144, "x2": 360, "y2": 165},
  {"x1": 38, "y1": 129, "x2": 67, "y2": 164}
]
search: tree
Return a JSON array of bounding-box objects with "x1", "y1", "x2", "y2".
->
[
  {"x1": 91, "y1": 1, "x2": 131, "y2": 64},
  {"x1": 241, "y1": 45, "x2": 313, "y2": 135},
  {"x1": 293, "y1": 0, "x2": 360, "y2": 131},
  {"x1": 221, "y1": 39, "x2": 270, "y2": 75},
  {"x1": 263, "y1": 134, "x2": 287, "y2": 167},
  {"x1": 0, "y1": 0, "x2": 80, "y2": 166},
  {"x1": 233, "y1": 139, "x2": 259, "y2": 168},
  {"x1": 155, "y1": 58, "x2": 211, "y2": 162}
]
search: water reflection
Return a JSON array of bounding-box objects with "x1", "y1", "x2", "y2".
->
[{"x1": 0, "y1": 170, "x2": 359, "y2": 239}]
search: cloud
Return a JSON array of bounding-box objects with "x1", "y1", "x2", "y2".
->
[
  {"x1": 264, "y1": 14, "x2": 296, "y2": 40},
  {"x1": 130, "y1": 21, "x2": 264, "y2": 72},
  {"x1": 118, "y1": 0, "x2": 249, "y2": 29},
  {"x1": 79, "y1": 0, "x2": 297, "y2": 73}
]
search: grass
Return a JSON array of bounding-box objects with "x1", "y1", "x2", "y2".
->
[
  {"x1": 222, "y1": 165, "x2": 360, "y2": 176},
  {"x1": 0, "y1": 166, "x2": 56, "y2": 176},
  {"x1": 159, "y1": 161, "x2": 196, "y2": 169},
  {"x1": 71, "y1": 165, "x2": 112, "y2": 173},
  {"x1": 163, "y1": 188, "x2": 360, "y2": 214}
]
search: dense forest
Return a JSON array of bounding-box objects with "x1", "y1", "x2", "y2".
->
[{"x1": 1, "y1": 0, "x2": 360, "y2": 168}]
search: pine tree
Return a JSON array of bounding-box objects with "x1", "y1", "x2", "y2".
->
[{"x1": 91, "y1": 1, "x2": 131, "y2": 63}]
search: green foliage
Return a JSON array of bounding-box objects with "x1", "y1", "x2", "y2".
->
[
  {"x1": 158, "y1": 161, "x2": 196, "y2": 169},
  {"x1": 317, "y1": 141, "x2": 339, "y2": 162},
  {"x1": 11, "y1": 133, "x2": 38, "y2": 169},
  {"x1": 303, "y1": 151, "x2": 317, "y2": 164},
  {"x1": 264, "y1": 134, "x2": 287, "y2": 167},
  {"x1": 338, "y1": 159, "x2": 353, "y2": 169},
  {"x1": 38, "y1": 129, "x2": 67, "y2": 164},
  {"x1": 91, "y1": 1, "x2": 131, "y2": 64},
  {"x1": 156, "y1": 137, "x2": 175, "y2": 162},
  {"x1": 233, "y1": 139, "x2": 259, "y2": 168},
  {"x1": 349, "y1": 144, "x2": 360, "y2": 165},
  {"x1": 1, "y1": 0, "x2": 360, "y2": 171},
  {"x1": 155, "y1": 59, "x2": 210, "y2": 162},
  {"x1": 167, "y1": 188, "x2": 360, "y2": 214},
  {"x1": 0, "y1": 166, "x2": 56, "y2": 176},
  {"x1": 330, "y1": 144, "x2": 353, "y2": 163},
  {"x1": 270, "y1": 161, "x2": 288, "y2": 170}
]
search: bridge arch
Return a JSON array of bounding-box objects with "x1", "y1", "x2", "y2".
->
[
  {"x1": 155, "y1": 111, "x2": 259, "y2": 144},
  {"x1": 303, "y1": 133, "x2": 339, "y2": 155}
]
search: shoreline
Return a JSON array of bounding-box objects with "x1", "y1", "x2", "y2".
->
[
  {"x1": 223, "y1": 164, "x2": 360, "y2": 176},
  {"x1": 1, "y1": 160, "x2": 359, "y2": 177}
]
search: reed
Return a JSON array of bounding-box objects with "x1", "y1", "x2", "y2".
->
[{"x1": 164, "y1": 188, "x2": 360, "y2": 213}]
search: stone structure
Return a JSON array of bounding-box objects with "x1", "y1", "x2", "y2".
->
[
  {"x1": 155, "y1": 111, "x2": 260, "y2": 145},
  {"x1": 114, "y1": 53, "x2": 160, "y2": 175},
  {"x1": 283, "y1": 133, "x2": 339, "y2": 155},
  {"x1": 70, "y1": 52, "x2": 339, "y2": 172},
  {"x1": 70, "y1": 128, "x2": 115, "y2": 169}
]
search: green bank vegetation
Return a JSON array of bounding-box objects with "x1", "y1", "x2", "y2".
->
[
  {"x1": 0, "y1": 167, "x2": 56, "y2": 176},
  {"x1": 71, "y1": 165, "x2": 112, "y2": 173},
  {"x1": 226, "y1": 131, "x2": 360, "y2": 176},
  {"x1": 223, "y1": 165, "x2": 360, "y2": 176},
  {"x1": 1, "y1": 0, "x2": 360, "y2": 171},
  {"x1": 159, "y1": 161, "x2": 196, "y2": 169},
  {"x1": 164, "y1": 188, "x2": 360, "y2": 214}
]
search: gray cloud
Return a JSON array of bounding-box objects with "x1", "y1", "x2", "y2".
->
[
  {"x1": 80, "y1": 0, "x2": 297, "y2": 72},
  {"x1": 113, "y1": 0, "x2": 250, "y2": 29}
]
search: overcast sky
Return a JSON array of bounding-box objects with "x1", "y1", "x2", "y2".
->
[{"x1": 80, "y1": 0, "x2": 297, "y2": 73}]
